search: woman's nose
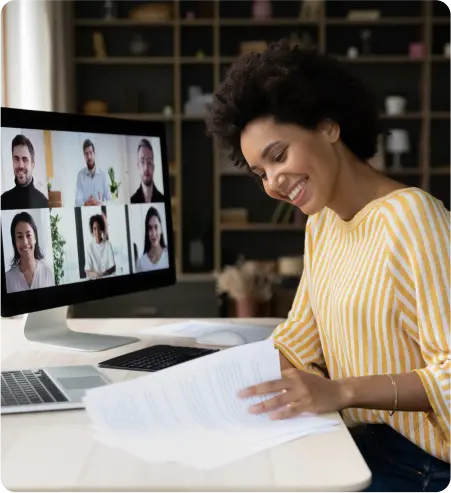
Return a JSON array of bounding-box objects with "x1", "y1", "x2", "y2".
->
[{"x1": 267, "y1": 172, "x2": 286, "y2": 192}]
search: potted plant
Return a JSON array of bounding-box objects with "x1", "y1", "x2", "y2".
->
[
  {"x1": 50, "y1": 214, "x2": 66, "y2": 285},
  {"x1": 108, "y1": 167, "x2": 121, "y2": 200}
]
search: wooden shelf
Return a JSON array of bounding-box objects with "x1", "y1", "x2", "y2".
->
[
  {"x1": 75, "y1": 19, "x2": 175, "y2": 26},
  {"x1": 72, "y1": 1, "x2": 451, "y2": 275},
  {"x1": 75, "y1": 57, "x2": 174, "y2": 64},
  {"x1": 221, "y1": 223, "x2": 304, "y2": 231},
  {"x1": 326, "y1": 17, "x2": 423, "y2": 25},
  {"x1": 380, "y1": 112, "x2": 423, "y2": 119},
  {"x1": 336, "y1": 56, "x2": 424, "y2": 63},
  {"x1": 431, "y1": 167, "x2": 451, "y2": 175}
]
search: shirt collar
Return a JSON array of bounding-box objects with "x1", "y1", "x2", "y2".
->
[{"x1": 85, "y1": 166, "x2": 99, "y2": 177}]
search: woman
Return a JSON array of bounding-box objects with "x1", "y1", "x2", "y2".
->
[
  {"x1": 207, "y1": 41, "x2": 450, "y2": 492},
  {"x1": 136, "y1": 206, "x2": 169, "y2": 272},
  {"x1": 84, "y1": 214, "x2": 116, "y2": 279},
  {"x1": 5, "y1": 212, "x2": 55, "y2": 292}
]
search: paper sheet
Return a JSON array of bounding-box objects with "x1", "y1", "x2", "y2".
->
[
  {"x1": 139, "y1": 319, "x2": 273, "y2": 342},
  {"x1": 84, "y1": 339, "x2": 339, "y2": 469}
]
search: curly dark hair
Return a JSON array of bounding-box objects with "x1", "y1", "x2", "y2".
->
[
  {"x1": 89, "y1": 214, "x2": 106, "y2": 234},
  {"x1": 206, "y1": 40, "x2": 383, "y2": 168}
]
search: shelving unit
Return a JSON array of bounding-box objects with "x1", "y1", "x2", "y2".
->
[{"x1": 72, "y1": 0, "x2": 450, "y2": 276}]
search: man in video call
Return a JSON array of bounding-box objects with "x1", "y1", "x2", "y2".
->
[
  {"x1": 75, "y1": 139, "x2": 111, "y2": 206},
  {"x1": 1, "y1": 134, "x2": 49, "y2": 210},
  {"x1": 130, "y1": 138, "x2": 165, "y2": 203}
]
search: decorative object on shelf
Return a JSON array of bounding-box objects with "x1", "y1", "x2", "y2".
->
[
  {"x1": 299, "y1": 0, "x2": 324, "y2": 20},
  {"x1": 195, "y1": 49, "x2": 206, "y2": 59},
  {"x1": 189, "y1": 239, "x2": 205, "y2": 269},
  {"x1": 216, "y1": 258, "x2": 276, "y2": 318},
  {"x1": 386, "y1": 129, "x2": 410, "y2": 171},
  {"x1": 83, "y1": 100, "x2": 109, "y2": 114},
  {"x1": 278, "y1": 256, "x2": 304, "y2": 278},
  {"x1": 444, "y1": 43, "x2": 450, "y2": 58},
  {"x1": 252, "y1": 0, "x2": 272, "y2": 20},
  {"x1": 368, "y1": 135, "x2": 385, "y2": 172},
  {"x1": 128, "y1": 35, "x2": 149, "y2": 56},
  {"x1": 360, "y1": 29, "x2": 372, "y2": 55},
  {"x1": 102, "y1": 0, "x2": 117, "y2": 20},
  {"x1": 108, "y1": 167, "x2": 122, "y2": 200},
  {"x1": 239, "y1": 40, "x2": 267, "y2": 55},
  {"x1": 92, "y1": 32, "x2": 107, "y2": 59},
  {"x1": 50, "y1": 214, "x2": 66, "y2": 286},
  {"x1": 184, "y1": 86, "x2": 213, "y2": 116},
  {"x1": 385, "y1": 95, "x2": 407, "y2": 116},
  {"x1": 185, "y1": 11, "x2": 195, "y2": 19},
  {"x1": 409, "y1": 42, "x2": 424, "y2": 59},
  {"x1": 221, "y1": 208, "x2": 249, "y2": 225},
  {"x1": 129, "y1": 3, "x2": 172, "y2": 21},
  {"x1": 163, "y1": 105, "x2": 173, "y2": 117},
  {"x1": 347, "y1": 9, "x2": 380, "y2": 20},
  {"x1": 347, "y1": 46, "x2": 359, "y2": 59}
]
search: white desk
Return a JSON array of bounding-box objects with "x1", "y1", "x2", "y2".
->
[{"x1": 1, "y1": 317, "x2": 371, "y2": 491}]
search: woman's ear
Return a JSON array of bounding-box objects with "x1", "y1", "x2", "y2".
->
[{"x1": 319, "y1": 120, "x2": 340, "y2": 144}]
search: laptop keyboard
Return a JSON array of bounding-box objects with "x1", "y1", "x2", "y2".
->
[{"x1": 1, "y1": 370, "x2": 68, "y2": 407}]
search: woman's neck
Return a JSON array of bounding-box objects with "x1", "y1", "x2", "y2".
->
[
  {"x1": 19, "y1": 256, "x2": 37, "y2": 272},
  {"x1": 148, "y1": 244, "x2": 163, "y2": 262},
  {"x1": 327, "y1": 147, "x2": 406, "y2": 221}
]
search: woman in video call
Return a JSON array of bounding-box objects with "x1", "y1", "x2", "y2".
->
[
  {"x1": 5, "y1": 212, "x2": 55, "y2": 292},
  {"x1": 84, "y1": 214, "x2": 116, "y2": 279},
  {"x1": 207, "y1": 41, "x2": 450, "y2": 492},
  {"x1": 136, "y1": 206, "x2": 169, "y2": 272}
]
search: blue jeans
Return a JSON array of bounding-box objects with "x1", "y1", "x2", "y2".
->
[{"x1": 351, "y1": 424, "x2": 450, "y2": 492}]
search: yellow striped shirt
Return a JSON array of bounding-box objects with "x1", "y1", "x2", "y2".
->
[{"x1": 272, "y1": 187, "x2": 450, "y2": 463}]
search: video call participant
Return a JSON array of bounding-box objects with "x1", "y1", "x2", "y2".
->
[
  {"x1": 130, "y1": 139, "x2": 165, "y2": 203},
  {"x1": 75, "y1": 139, "x2": 111, "y2": 206},
  {"x1": 5, "y1": 212, "x2": 55, "y2": 293},
  {"x1": 1, "y1": 135, "x2": 49, "y2": 210},
  {"x1": 136, "y1": 206, "x2": 169, "y2": 272},
  {"x1": 84, "y1": 214, "x2": 116, "y2": 279}
]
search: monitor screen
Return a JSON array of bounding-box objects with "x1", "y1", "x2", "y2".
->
[{"x1": 1, "y1": 108, "x2": 176, "y2": 317}]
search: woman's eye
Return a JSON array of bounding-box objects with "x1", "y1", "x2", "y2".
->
[{"x1": 274, "y1": 150, "x2": 287, "y2": 163}]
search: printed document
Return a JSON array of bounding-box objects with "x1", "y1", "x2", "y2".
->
[{"x1": 84, "y1": 339, "x2": 339, "y2": 469}]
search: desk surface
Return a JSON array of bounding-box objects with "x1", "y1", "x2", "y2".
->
[{"x1": 1, "y1": 317, "x2": 371, "y2": 492}]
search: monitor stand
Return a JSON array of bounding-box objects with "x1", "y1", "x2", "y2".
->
[{"x1": 23, "y1": 306, "x2": 139, "y2": 352}]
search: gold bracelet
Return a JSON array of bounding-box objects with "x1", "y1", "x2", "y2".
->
[{"x1": 386, "y1": 374, "x2": 398, "y2": 416}]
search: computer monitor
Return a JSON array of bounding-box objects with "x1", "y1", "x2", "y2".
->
[{"x1": 1, "y1": 107, "x2": 176, "y2": 351}]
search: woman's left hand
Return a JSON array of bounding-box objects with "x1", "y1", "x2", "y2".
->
[{"x1": 238, "y1": 368, "x2": 350, "y2": 419}]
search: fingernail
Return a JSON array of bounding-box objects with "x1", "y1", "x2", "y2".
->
[
  {"x1": 238, "y1": 389, "x2": 250, "y2": 398},
  {"x1": 249, "y1": 405, "x2": 260, "y2": 414},
  {"x1": 269, "y1": 412, "x2": 279, "y2": 420}
]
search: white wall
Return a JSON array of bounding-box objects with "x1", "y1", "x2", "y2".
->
[
  {"x1": 81, "y1": 205, "x2": 130, "y2": 276},
  {"x1": 126, "y1": 136, "x2": 165, "y2": 198},
  {"x1": 50, "y1": 208, "x2": 80, "y2": 285},
  {"x1": 2, "y1": 208, "x2": 54, "y2": 276},
  {"x1": 1, "y1": 127, "x2": 49, "y2": 197},
  {"x1": 51, "y1": 131, "x2": 129, "y2": 207},
  {"x1": 128, "y1": 203, "x2": 168, "y2": 273}
]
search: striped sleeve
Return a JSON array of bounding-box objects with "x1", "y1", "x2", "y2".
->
[
  {"x1": 385, "y1": 192, "x2": 450, "y2": 443},
  {"x1": 271, "y1": 221, "x2": 326, "y2": 377}
]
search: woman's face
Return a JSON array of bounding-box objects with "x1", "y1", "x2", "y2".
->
[
  {"x1": 15, "y1": 221, "x2": 36, "y2": 260},
  {"x1": 147, "y1": 216, "x2": 161, "y2": 247},
  {"x1": 92, "y1": 221, "x2": 103, "y2": 243},
  {"x1": 240, "y1": 117, "x2": 341, "y2": 216}
]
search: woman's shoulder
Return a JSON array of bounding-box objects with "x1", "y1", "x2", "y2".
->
[
  {"x1": 379, "y1": 187, "x2": 450, "y2": 225},
  {"x1": 5, "y1": 265, "x2": 19, "y2": 277},
  {"x1": 37, "y1": 260, "x2": 53, "y2": 273}
]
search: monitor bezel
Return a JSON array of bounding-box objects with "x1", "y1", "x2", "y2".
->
[{"x1": 1, "y1": 107, "x2": 176, "y2": 317}]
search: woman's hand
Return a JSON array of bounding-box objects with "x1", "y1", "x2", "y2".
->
[{"x1": 238, "y1": 368, "x2": 350, "y2": 420}]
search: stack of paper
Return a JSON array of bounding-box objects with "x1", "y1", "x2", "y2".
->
[{"x1": 84, "y1": 340, "x2": 339, "y2": 470}]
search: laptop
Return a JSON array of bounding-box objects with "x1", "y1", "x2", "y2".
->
[{"x1": 1, "y1": 365, "x2": 111, "y2": 414}]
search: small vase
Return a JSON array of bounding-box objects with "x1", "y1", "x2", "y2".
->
[
  {"x1": 252, "y1": 0, "x2": 272, "y2": 20},
  {"x1": 235, "y1": 298, "x2": 257, "y2": 318}
]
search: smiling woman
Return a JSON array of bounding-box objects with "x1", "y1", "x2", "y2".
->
[{"x1": 206, "y1": 40, "x2": 450, "y2": 492}]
